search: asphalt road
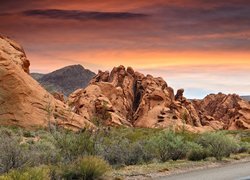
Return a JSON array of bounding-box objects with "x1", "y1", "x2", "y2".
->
[{"x1": 157, "y1": 161, "x2": 250, "y2": 180}]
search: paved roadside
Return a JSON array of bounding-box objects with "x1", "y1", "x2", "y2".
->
[{"x1": 157, "y1": 161, "x2": 250, "y2": 180}]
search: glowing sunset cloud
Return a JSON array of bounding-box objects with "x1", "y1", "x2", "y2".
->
[{"x1": 0, "y1": 0, "x2": 250, "y2": 98}]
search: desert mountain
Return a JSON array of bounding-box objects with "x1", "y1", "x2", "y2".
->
[
  {"x1": 0, "y1": 36, "x2": 94, "y2": 130},
  {"x1": 31, "y1": 65, "x2": 95, "y2": 96},
  {"x1": 31, "y1": 73, "x2": 44, "y2": 80}
]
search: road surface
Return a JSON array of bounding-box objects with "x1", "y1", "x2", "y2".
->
[{"x1": 157, "y1": 161, "x2": 250, "y2": 180}]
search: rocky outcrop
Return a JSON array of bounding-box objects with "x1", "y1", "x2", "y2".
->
[
  {"x1": 0, "y1": 36, "x2": 94, "y2": 130},
  {"x1": 193, "y1": 93, "x2": 250, "y2": 130},
  {"x1": 69, "y1": 65, "x2": 250, "y2": 131},
  {"x1": 68, "y1": 65, "x2": 207, "y2": 132},
  {"x1": 52, "y1": 92, "x2": 65, "y2": 103}
]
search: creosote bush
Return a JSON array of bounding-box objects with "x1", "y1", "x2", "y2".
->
[
  {"x1": 187, "y1": 142, "x2": 208, "y2": 161},
  {"x1": 0, "y1": 166, "x2": 50, "y2": 180},
  {"x1": 97, "y1": 136, "x2": 152, "y2": 166},
  {"x1": 150, "y1": 130, "x2": 188, "y2": 162},
  {"x1": 0, "y1": 131, "x2": 29, "y2": 173},
  {"x1": 197, "y1": 132, "x2": 239, "y2": 160},
  {"x1": 58, "y1": 156, "x2": 110, "y2": 180},
  {"x1": 52, "y1": 129, "x2": 96, "y2": 162}
]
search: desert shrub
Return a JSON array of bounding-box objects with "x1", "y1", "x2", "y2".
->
[
  {"x1": 176, "y1": 130, "x2": 199, "y2": 142},
  {"x1": 52, "y1": 129, "x2": 96, "y2": 162},
  {"x1": 116, "y1": 127, "x2": 162, "y2": 142},
  {"x1": 27, "y1": 139, "x2": 60, "y2": 165},
  {"x1": 23, "y1": 131, "x2": 36, "y2": 138},
  {"x1": 0, "y1": 128, "x2": 61, "y2": 173},
  {"x1": 95, "y1": 128, "x2": 155, "y2": 166},
  {"x1": 0, "y1": 134, "x2": 30, "y2": 173},
  {"x1": 237, "y1": 142, "x2": 250, "y2": 153},
  {"x1": 187, "y1": 142, "x2": 208, "y2": 161},
  {"x1": 123, "y1": 140, "x2": 154, "y2": 165},
  {"x1": 150, "y1": 130, "x2": 188, "y2": 162},
  {"x1": 197, "y1": 132, "x2": 239, "y2": 160},
  {"x1": 97, "y1": 136, "x2": 132, "y2": 166},
  {"x1": 97, "y1": 133, "x2": 152, "y2": 166},
  {"x1": 59, "y1": 156, "x2": 110, "y2": 180},
  {"x1": 0, "y1": 166, "x2": 50, "y2": 180}
]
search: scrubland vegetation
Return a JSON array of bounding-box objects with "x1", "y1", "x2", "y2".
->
[{"x1": 0, "y1": 126, "x2": 249, "y2": 179}]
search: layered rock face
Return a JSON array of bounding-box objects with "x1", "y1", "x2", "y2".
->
[
  {"x1": 0, "y1": 36, "x2": 94, "y2": 130},
  {"x1": 68, "y1": 65, "x2": 206, "y2": 131},
  {"x1": 193, "y1": 93, "x2": 250, "y2": 130}
]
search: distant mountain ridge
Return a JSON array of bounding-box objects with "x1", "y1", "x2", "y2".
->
[
  {"x1": 241, "y1": 96, "x2": 250, "y2": 101},
  {"x1": 31, "y1": 65, "x2": 95, "y2": 96}
]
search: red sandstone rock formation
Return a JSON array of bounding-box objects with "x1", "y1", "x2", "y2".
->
[
  {"x1": 68, "y1": 66, "x2": 208, "y2": 132},
  {"x1": 193, "y1": 93, "x2": 250, "y2": 130}
]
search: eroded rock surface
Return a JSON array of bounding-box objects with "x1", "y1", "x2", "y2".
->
[
  {"x1": 193, "y1": 93, "x2": 250, "y2": 130},
  {"x1": 68, "y1": 66, "x2": 208, "y2": 132},
  {"x1": 69, "y1": 65, "x2": 250, "y2": 131},
  {"x1": 0, "y1": 36, "x2": 94, "y2": 130}
]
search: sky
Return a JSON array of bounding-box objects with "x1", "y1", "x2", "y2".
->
[{"x1": 0, "y1": 0, "x2": 250, "y2": 98}]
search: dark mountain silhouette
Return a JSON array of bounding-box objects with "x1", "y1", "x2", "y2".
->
[{"x1": 31, "y1": 65, "x2": 95, "y2": 96}]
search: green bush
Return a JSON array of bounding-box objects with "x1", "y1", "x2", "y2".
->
[
  {"x1": 23, "y1": 131, "x2": 36, "y2": 138},
  {"x1": 60, "y1": 156, "x2": 110, "y2": 180},
  {"x1": 27, "y1": 139, "x2": 60, "y2": 165},
  {"x1": 96, "y1": 130, "x2": 154, "y2": 166},
  {"x1": 237, "y1": 142, "x2": 250, "y2": 153},
  {"x1": 0, "y1": 166, "x2": 50, "y2": 180},
  {"x1": 0, "y1": 134, "x2": 29, "y2": 173},
  {"x1": 197, "y1": 132, "x2": 239, "y2": 160},
  {"x1": 151, "y1": 130, "x2": 188, "y2": 162},
  {"x1": 187, "y1": 142, "x2": 208, "y2": 161},
  {"x1": 52, "y1": 129, "x2": 96, "y2": 162}
]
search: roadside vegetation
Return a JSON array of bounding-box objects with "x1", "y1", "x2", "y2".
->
[{"x1": 0, "y1": 126, "x2": 249, "y2": 179}]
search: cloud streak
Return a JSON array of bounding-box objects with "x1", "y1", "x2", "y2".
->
[{"x1": 22, "y1": 9, "x2": 147, "y2": 21}]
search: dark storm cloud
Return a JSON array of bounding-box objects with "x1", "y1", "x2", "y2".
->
[
  {"x1": 156, "y1": 3, "x2": 250, "y2": 33},
  {"x1": 22, "y1": 9, "x2": 147, "y2": 21}
]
